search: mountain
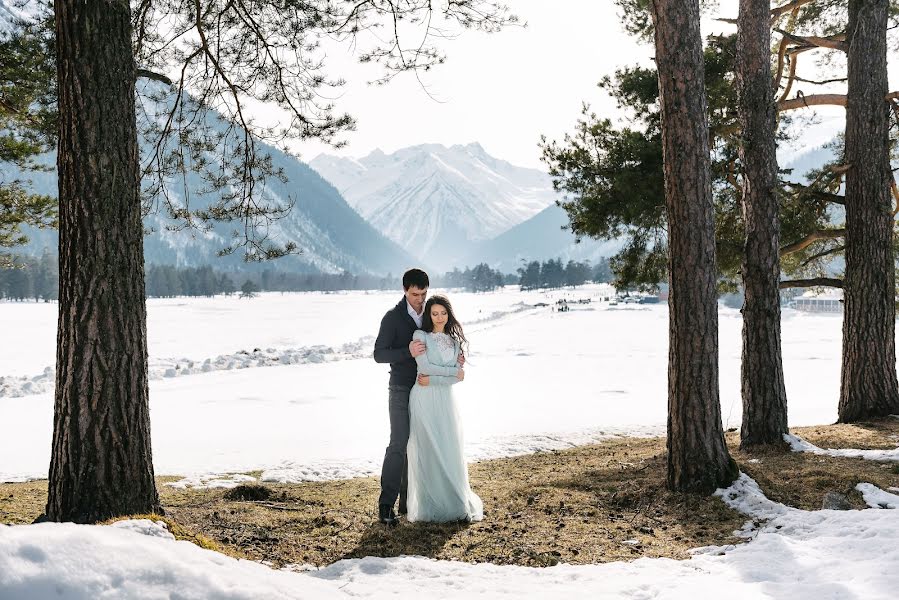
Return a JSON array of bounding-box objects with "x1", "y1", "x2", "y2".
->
[
  {"x1": 310, "y1": 143, "x2": 558, "y2": 264},
  {"x1": 7, "y1": 96, "x2": 416, "y2": 277},
  {"x1": 461, "y1": 203, "x2": 622, "y2": 272}
]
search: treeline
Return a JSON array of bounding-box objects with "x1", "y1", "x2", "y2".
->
[
  {"x1": 0, "y1": 257, "x2": 610, "y2": 301},
  {"x1": 436, "y1": 263, "x2": 517, "y2": 293},
  {"x1": 0, "y1": 252, "x2": 58, "y2": 301},
  {"x1": 517, "y1": 258, "x2": 612, "y2": 291}
]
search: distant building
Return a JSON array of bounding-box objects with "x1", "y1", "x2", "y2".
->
[{"x1": 788, "y1": 292, "x2": 843, "y2": 313}]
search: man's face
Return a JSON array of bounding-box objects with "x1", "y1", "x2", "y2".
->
[{"x1": 405, "y1": 285, "x2": 427, "y2": 314}]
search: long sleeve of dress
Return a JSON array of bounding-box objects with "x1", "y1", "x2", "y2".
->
[
  {"x1": 423, "y1": 373, "x2": 460, "y2": 386},
  {"x1": 412, "y1": 330, "x2": 460, "y2": 377}
]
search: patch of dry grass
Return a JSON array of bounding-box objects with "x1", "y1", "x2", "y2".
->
[{"x1": 2, "y1": 418, "x2": 897, "y2": 568}]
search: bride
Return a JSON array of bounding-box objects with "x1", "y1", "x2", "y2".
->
[{"x1": 406, "y1": 295, "x2": 483, "y2": 523}]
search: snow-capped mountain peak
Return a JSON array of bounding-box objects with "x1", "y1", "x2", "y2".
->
[{"x1": 310, "y1": 143, "x2": 558, "y2": 264}]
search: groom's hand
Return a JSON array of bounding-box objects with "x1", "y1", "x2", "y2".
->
[
  {"x1": 417, "y1": 374, "x2": 430, "y2": 386},
  {"x1": 409, "y1": 340, "x2": 426, "y2": 357}
]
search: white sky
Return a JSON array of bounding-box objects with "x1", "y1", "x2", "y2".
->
[
  {"x1": 278, "y1": 0, "x2": 717, "y2": 169},
  {"x1": 259, "y1": 0, "x2": 856, "y2": 170}
]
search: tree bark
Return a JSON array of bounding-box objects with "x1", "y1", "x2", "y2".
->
[
  {"x1": 737, "y1": 0, "x2": 789, "y2": 449},
  {"x1": 47, "y1": 0, "x2": 160, "y2": 522},
  {"x1": 651, "y1": 0, "x2": 738, "y2": 493},
  {"x1": 839, "y1": 0, "x2": 899, "y2": 422}
]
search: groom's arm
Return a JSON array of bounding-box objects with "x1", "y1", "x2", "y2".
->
[{"x1": 373, "y1": 312, "x2": 411, "y2": 363}]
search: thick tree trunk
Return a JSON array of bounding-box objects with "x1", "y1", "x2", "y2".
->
[
  {"x1": 651, "y1": 0, "x2": 737, "y2": 493},
  {"x1": 839, "y1": 0, "x2": 899, "y2": 422},
  {"x1": 737, "y1": 0, "x2": 789, "y2": 448},
  {"x1": 47, "y1": 0, "x2": 160, "y2": 522}
]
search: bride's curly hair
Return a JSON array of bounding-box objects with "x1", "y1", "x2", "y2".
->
[{"x1": 422, "y1": 294, "x2": 469, "y2": 354}]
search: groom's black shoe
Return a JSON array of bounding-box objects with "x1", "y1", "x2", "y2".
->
[{"x1": 378, "y1": 504, "x2": 398, "y2": 526}]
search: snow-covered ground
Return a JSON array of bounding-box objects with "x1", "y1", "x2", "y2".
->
[
  {"x1": 2, "y1": 474, "x2": 898, "y2": 599},
  {"x1": 0, "y1": 285, "x2": 862, "y2": 482}
]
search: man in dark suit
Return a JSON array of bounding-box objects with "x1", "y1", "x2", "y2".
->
[{"x1": 373, "y1": 268, "x2": 430, "y2": 525}]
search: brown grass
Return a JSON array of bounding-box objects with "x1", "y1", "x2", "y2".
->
[{"x1": 2, "y1": 419, "x2": 897, "y2": 568}]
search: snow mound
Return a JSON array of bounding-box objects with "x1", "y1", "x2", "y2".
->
[
  {"x1": 109, "y1": 519, "x2": 175, "y2": 540},
  {"x1": 856, "y1": 483, "x2": 899, "y2": 509},
  {"x1": 166, "y1": 474, "x2": 257, "y2": 490},
  {"x1": 785, "y1": 433, "x2": 899, "y2": 462},
  {"x1": 0, "y1": 521, "x2": 340, "y2": 599}
]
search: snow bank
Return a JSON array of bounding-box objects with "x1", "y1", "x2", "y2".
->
[
  {"x1": 0, "y1": 520, "x2": 340, "y2": 600},
  {"x1": 785, "y1": 433, "x2": 899, "y2": 462},
  {"x1": 856, "y1": 483, "x2": 899, "y2": 509}
]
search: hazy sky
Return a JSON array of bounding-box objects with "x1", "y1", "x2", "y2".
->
[{"x1": 264, "y1": 0, "x2": 848, "y2": 170}]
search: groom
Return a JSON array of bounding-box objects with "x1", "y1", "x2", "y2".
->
[
  {"x1": 373, "y1": 268, "x2": 463, "y2": 525},
  {"x1": 373, "y1": 268, "x2": 430, "y2": 525}
]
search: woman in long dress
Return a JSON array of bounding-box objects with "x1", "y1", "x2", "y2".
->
[{"x1": 406, "y1": 295, "x2": 484, "y2": 523}]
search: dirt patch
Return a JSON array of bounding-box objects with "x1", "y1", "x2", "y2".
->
[{"x1": 2, "y1": 419, "x2": 897, "y2": 568}]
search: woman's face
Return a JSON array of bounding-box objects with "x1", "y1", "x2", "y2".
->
[{"x1": 430, "y1": 304, "x2": 449, "y2": 329}]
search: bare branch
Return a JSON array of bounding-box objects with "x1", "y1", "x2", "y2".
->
[
  {"x1": 771, "y1": 0, "x2": 815, "y2": 21},
  {"x1": 136, "y1": 68, "x2": 172, "y2": 85},
  {"x1": 774, "y1": 28, "x2": 848, "y2": 52},
  {"x1": 798, "y1": 245, "x2": 845, "y2": 268},
  {"x1": 793, "y1": 75, "x2": 848, "y2": 85},
  {"x1": 778, "y1": 93, "x2": 846, "y2": 111},
  {"x1": 780, "y1": 278, "x2": 844, "y2": 289},
  {"x1": 781, "y1": 228, "x2": 846, "y2": 256},
  {"x1": 783, "y1": 182, "x2": 845, "y2": 205}
]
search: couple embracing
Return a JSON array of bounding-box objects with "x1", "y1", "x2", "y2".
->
[{"x1": 373, "y1": 268, "x2": 484, "y2": 526}]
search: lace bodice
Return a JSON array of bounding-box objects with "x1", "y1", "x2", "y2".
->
[{"x1": 430, "y1": 332, "x2": 457, "y2": 363}]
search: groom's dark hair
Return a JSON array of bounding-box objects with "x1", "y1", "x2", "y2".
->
[{"x1": 402, "y1": 268, "x2": 429, "y2": 290}]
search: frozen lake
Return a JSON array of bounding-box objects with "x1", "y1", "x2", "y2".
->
[{"x1": 0, "y1": 286, "x2": 849, "y2": 482}]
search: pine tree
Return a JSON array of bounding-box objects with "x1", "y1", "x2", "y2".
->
[
  {"x1": 651, "y1": 0, "x2": 737, "y2": 493},
  {"x1": 737, "y1": 0, "x2": 788, "y2": 448},
  {"x1": 838, "y1": 0, "x2": 899, "y2": 421}
]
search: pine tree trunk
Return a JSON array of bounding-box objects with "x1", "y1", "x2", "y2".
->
[
  {"x1": 47, "y1": 0, "x2": 160, "y2": 522},
  {"x1": 839, "y1": 0, "x2": 899, "y2": 423},
  {"x1": 737, "y1": 0, "x2": 789, "y2": 448},
  {"x1": 651, "y1": 0, "x2": 737, "y2": 493}
]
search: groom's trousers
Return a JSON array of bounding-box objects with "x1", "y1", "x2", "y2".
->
[{"x1": 379, "y1": 384, "x2": 410, "y2": 508}]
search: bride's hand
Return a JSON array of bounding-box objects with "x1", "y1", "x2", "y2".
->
[
  {"x1": 417, "y1": 374, "x2": 430, "y2": 387},
  {"x1": 456, "y1": 368, "x2": 465, "y2": 382}
]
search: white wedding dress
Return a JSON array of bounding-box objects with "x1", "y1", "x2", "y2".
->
[{"x1": 406, "y1": 329, "x2": 484, "y2": 523}]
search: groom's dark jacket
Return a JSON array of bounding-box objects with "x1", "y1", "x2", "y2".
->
[{"x1": 374, "y1": 297, "x2": 419, "y2": 388}]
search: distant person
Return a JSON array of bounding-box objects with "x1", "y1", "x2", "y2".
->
[{"x1": 405, "y1": 294, "x2": 483, "y2": 523}]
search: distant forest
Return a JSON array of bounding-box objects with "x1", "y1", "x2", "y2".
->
[{"x1": 0, "y1": 252, "x2": 612, "y2": 301}]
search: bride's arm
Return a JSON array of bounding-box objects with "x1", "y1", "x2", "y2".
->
[
  {"x1": 418, "y1": 339, "x2": 463, "y2": 386},
  {"x1": 419, "y1": 373, "x2": 462, "y2": 386},
  {"x1": 412, "y1": 330, "x2": 460, "y2": 377}
]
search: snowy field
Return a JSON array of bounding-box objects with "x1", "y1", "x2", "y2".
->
[{"x1": 0, "y1": 285, "x2": 856, "y2": 483}]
